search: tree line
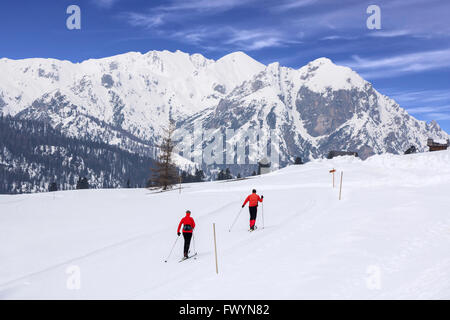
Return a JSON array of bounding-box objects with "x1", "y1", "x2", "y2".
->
[{"x1": 0, "y1": 116, "x2": 157, "y2": 194}]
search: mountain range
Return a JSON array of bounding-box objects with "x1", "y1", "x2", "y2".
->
[{"x1": 0, "y1": 50, "x2": 448, "y2": 185}]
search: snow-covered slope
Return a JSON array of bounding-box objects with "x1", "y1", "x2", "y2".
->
[{"x1": 1, "y1": 150, "x2": 449, "y2": 299}]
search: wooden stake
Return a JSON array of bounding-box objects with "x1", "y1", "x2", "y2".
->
[
  {"x1": 339, "y1": 171, "x2": 343, "y2": 200},
  {"x1": 329, "y1": 169, "x2": 336, "y2": 188},
  {"x1": 179, "y1": 175, "x2": 181, "y2": 194},
  {"x1": 213, "y1": 223, "x2": 219, "y2": 274},
  {"x1": 333, "y1": 171, "x2": 335, "y2": 188}
]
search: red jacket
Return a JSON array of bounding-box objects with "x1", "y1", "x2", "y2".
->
[
  {"x1": 242, "y1": 193, "x2": 263, "y2": 207},
  {"x1": 177, "y1": 213, "x2": 196, "y2": 233}
]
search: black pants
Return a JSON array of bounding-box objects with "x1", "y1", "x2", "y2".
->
[
  {"x1": 249, "y1": 206, "x2": 257, "y2": 229},
  {"x1": 183, "y1": 232, "x2": 193, "y2": 256},
  {"x1": 249, "y1": 206, "x2": 258, "y2": 220}
]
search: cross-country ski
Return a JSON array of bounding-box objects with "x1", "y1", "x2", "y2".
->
[{"x1": 179, "y1": 253, "x2": 198, "y2": 263}]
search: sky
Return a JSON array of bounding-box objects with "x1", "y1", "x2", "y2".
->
[{"x1": 0, "y1": 0, "x2": 449, "y2": 131}]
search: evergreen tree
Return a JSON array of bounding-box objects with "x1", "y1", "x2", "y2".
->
[
  {"x1": 225, "y1": 168, "x2": 232, "y2": 180},
  {"x1": 194, "y1": 169, "x2": 205, "y2": 182},
  {"x1": 48, "y1": 182, "x2": 58, "y2": 192},
  {"x1": 76, "y1": 177, "x2": 89, "y2": 190},
  {"x1": 81, "y1": 178, "x2": 89, "y2": 189},
  {"x1": 294, "y1": 156, "x2": 303, "y2": 165},
  {"x1": 76, "y1": 177, "x2": 82, "y2": 189}
]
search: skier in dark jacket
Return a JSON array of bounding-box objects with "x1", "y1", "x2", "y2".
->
[
  {"x1": 242, "y1": 189, "x2": 263, "y2": 230},
  {"x1": 177, "y1": 210, "x2": 196, "y2": 258}
]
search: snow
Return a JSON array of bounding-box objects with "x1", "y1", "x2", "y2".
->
[
  {"x1": 433, "y1": 139, "x2": 449, "y2": 145},
  {"x1": 298, "y1": 57, "x2": 367, "y2": 93},
  {"x1": 1, "y1": 150, "x2": 450, "y2": 299}
]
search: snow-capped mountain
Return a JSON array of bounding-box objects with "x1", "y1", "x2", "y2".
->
[
  {"x1": 0, "y1": 50, "x2": 448, "y2": 170},
  {"x1": 182, "y1": 57, "x2": 448, "y2": 165}
]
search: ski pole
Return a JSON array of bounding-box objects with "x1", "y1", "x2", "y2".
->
[
  {"x1": 192, "y1": 233, "x2": 197, "y2": 255},
  {"x1": 164, "y1": 236, "x2": 180, "y2": 262},
  {"x1": 229, "y1": 207, "x2": 243, "y2": 232},
  {"x1": 261, "y1": 201, "x2": 265, "y2": 229}
]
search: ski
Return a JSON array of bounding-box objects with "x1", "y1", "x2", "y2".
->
[{"x1": 179, "y1": 252, "x2": 197, "y2": 262}]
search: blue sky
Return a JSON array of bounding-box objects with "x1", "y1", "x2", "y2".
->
[{"x1": 1, "y1": 0, "x2": 449, "y2": 131}]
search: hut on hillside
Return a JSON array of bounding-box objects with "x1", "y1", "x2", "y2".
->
[{"x1": 427, "y1": 138, "x2": 449, "y2": 152}]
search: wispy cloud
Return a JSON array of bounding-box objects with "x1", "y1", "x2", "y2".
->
[
  {"x1": 340, "y1": 49, "x2": 450, "y2": 79},
  {"x1": 368, "y1": 30, "x2": 411, "y2": 38},
  {"x1": 406, "y1": 105, "x2": 450, "y2": 114},
  {"x1": 383, "y1": 89, "x2": 450, "y2": 122},
  {"x1": 158, "y1": 26, "x2": 302, "y2": 51},
  {"x1": 425, "y1": 112, "x2": 450, "y2": 121},
  {"x1": 160, "y1": 0, "x2": 255, "y2": 11},
  {"x1": 224, "y1": 28, "x2": 302, "y2": 50},
  {"x1": 271, "y1": 0, "x2": 317, "y2": 12},
  {"x1": 388, "y1": 90, "x2": 450, "y2": 105},
  {"x1": 124, "y1": 12, "x2": 165, "y2": 29},
  {"x1": 122, "y1": 0, "x2": 257, "y2": 28},
  {"x1": 93, "y1": 0, "x2": 120, "y2": 9}
]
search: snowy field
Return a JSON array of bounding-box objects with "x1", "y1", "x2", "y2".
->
[{"x1": 1, "y1": 151, "x2": 450, "y2": 299}]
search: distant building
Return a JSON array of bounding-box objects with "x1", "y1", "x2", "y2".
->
[
  {"x1": 427, "y1": 138, "x2": 449, "y2": 152},
  {"x1": 258, "y1": 157, "x2": 271, "y2": 175},
  {"x1": 327, "y1": 151, "x2": 358, "y2": 159}
]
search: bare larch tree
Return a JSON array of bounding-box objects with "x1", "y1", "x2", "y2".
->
[{"x1": 150, "y1": 120, "x2": 179, "y2": 190}]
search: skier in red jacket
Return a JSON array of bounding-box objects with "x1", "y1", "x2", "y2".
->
[
  {"x1": 242, "y1": 189, "x2": 263, "y2": 231},
  {"x1": 177, "y1": 210, "x2": 196, "y2": 258}
]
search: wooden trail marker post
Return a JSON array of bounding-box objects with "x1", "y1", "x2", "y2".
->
[
  {"x1": 329, "y1": 169, "x2": 336, "y2": 188},
  {"x1": 339, "y1": 171, "x2": 343, "y2": 200},
  {"x1": 213, "y1": 223, "x2": 219, "y2": 274}
]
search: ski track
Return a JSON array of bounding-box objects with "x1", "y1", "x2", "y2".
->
[
  {"x1": 0, "y1": 230, "x2": 157, "y2": 290},
  {"x1": 0, "y1": 196, "x2": 247, "y2": 298}
]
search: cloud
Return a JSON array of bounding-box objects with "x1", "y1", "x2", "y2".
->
[
  {"x1": 388, "y1": 90, "x2": 450, "y2": 105},
  {"x1": 159, "y1": 0, "x2": 255, "y2": 12},
  {"x1": 406, "y1": 105, "x2": 450, "y2": 115},
  {"x1": 368, "y1": 30, "x2": 411, "y2": 38},
  {"x1": 122, "y1": 0, "x2": 257, "y2": 28},
  {"x1": 339, "y1": 49, "x2": 450, "y2": 79},
  {"x1": 271, "y1": 0, "x2": 317, "y2": 12},
  {"x1": 93, "y1": 0, "x2": 120, "y2": 9},
  {"x1": 169, "y1": 27, "x2": 223, "y2": 46},
  {"x1": 160, "y1": 26, "x2": 301, "y2": 51},
  {"x1": 385, "y1": 89, "x2": 450, "y2": 121},
  {"x1": 223, "y1": 28, "x2": 302, "y2": 51},
  {"x1": 124, "y1": 12, "x2": 165, "y2": 29},
  {"x1": 425, "y1": 112, "x2": 450, "y2": 121}
]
